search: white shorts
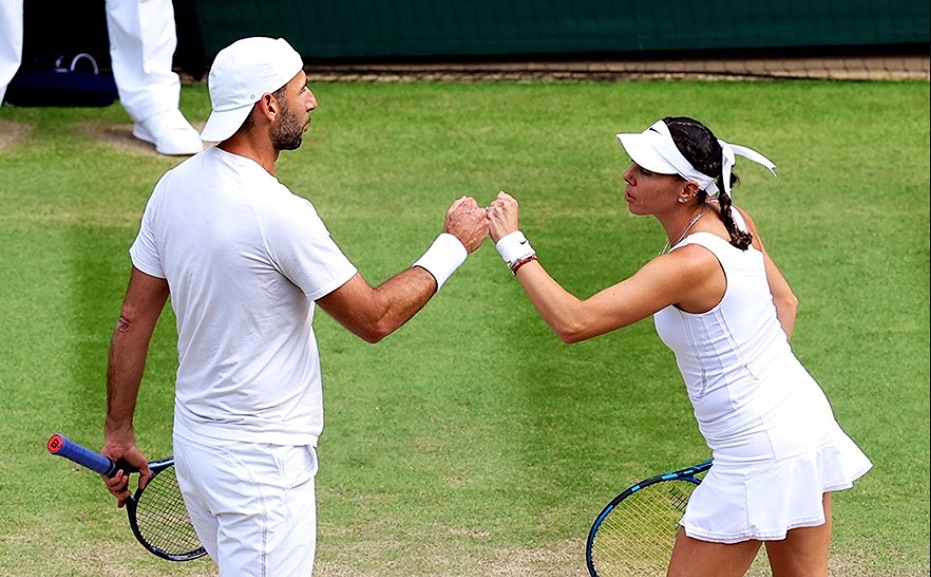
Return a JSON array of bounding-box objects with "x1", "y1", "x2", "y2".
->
[
  {"x1": 681, "y1": 431, "x2": 871, "y2": 544},
  {"x1": 173, "y1": 427, "x2": 319, "y2": 577}
]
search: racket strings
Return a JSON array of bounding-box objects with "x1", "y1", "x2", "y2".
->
[
  {"x1": 590, "y1": 480, "x2": 697, "y2": 576},
  {"x1": 135, "y1": 469, "x2": 202, "y2": 556}
]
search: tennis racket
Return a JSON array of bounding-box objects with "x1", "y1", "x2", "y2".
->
[
  {"x1": 46, "y1": 433, "x2": 206, "y2": 562},
  {"x1": 585, "y1": 459, "x2": 713, "y2": 577}
]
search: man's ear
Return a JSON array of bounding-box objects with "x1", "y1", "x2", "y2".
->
[{"x1": 258, "y1": 92, "x2": 278, "y2": 119}]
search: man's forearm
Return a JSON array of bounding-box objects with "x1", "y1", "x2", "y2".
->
[{"x1": 104, "y1": 318, "x2": 151, "y2": 440}]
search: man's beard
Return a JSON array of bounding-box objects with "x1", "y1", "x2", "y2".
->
[{"x1": 271, "y1": 105, "x2": 304, "y2": 151}]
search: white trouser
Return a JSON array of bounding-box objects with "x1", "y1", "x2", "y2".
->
[
  {"x1": 174, "y1": 430, "x2": 319, "y2": 577},
  {"x1": 0, "y1": 0, "x2": 24, "y2": 104},
  {"x1": 0, "y1": 0, "x2": 180, "y2": 121},
  {"x1": 105, "y1": 0, "x2": 181, "y2": 122}
]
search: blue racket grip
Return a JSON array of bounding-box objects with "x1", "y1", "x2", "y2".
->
[{"x1": 46, "y1": 433, "x2": 131, "y2": 477}]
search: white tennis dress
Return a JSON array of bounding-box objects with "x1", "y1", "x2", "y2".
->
[{"x1": 654, "y1": 224, "x2": 871, "y2": 544}]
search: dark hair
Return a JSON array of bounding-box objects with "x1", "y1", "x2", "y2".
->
[{"x1": 663, "y1": 116, "x2": 752, "y2": 251}]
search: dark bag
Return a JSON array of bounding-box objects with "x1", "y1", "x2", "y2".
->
[{"x1": 5, "y1": 53, "x2": 118, "y2": 108}]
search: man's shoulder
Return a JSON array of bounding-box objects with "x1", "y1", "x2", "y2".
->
[{"x1": 256, "y1": 187, "x2": 318, "y2": 225}]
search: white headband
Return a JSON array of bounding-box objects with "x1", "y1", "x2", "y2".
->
[{"x1": 616, "y1": 120, "x2": 777, "y2": 196}]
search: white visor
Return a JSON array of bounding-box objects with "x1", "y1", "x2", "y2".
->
[
  {"x1": 616, "y1": 120, "x2": 776, "y2": 196},
  {"x1": 616, "y1": 121, "x2": 684, "y2": 175}
]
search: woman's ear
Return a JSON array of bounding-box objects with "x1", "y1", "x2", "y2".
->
[{"x1": 681, "y1": 180, "x2": 701, "y2": 200}]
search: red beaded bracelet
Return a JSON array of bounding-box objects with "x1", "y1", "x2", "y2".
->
[{"x1": 510, "y1": 255, "x2": 538, "y2": 276}]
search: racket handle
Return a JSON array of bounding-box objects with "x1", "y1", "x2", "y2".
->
[{"x1": 46, "y1": 433, "x2": 134, "y2": 477}]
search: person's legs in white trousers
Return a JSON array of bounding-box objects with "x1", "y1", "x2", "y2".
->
[
  {"x1": 174, "y1": 434, "x2": 319, "y2": 577},
  {"x1": 0, "y1": 0, "x2": 24, "y2": 105},
  {"x1": 0, "y1": 0, "x2": 202, "y2": 155},
  {"x1": 106, "y1": 0, "x2": 202, "y2": 155}
]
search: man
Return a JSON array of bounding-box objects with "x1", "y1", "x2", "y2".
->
[
  {"x1": 100, "y1": 36, "x2": 487, "y2": 575},
  {"x1": 0, "y1": 0, "x2": 202, "y2": 155}
]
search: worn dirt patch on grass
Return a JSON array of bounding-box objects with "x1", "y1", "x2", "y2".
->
[
  {"x1": 313, "y1": 537, "x2": 923, "y2": 577},
  {"x1": 76, "y1": 119, "x2": 208, "y2": 157},
  {"x1": 0, "y1": 119, "x2": 31, "y2": 152}
]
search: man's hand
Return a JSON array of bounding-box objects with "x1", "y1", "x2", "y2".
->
[
  {"x1": 100, "y1": 436, "x2": 151, "y2": 508},
  {"x1": 444, "y1": 196, "x2": 488, "y2": 253}
]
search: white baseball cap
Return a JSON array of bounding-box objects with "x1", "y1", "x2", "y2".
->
[{"x1": 200, "y1": 37, "x2": 304, "y2": 143}]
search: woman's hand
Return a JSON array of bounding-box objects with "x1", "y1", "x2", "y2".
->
[{"x1": 485, "y1": 191, "x2": 520, "y2": 243}]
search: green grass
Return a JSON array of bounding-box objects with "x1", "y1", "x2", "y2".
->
[{"x1": 0, "y1": 79, "x2": 928, "y2": 576}]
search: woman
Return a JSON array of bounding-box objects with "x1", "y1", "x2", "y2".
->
[{"x1": 485, "y1": 117, "x2": 871, "y2": 577}]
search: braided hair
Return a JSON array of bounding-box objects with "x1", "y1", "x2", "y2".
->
[{"x1": 663, "y1": 116, "x2": 753, "y2": 251}]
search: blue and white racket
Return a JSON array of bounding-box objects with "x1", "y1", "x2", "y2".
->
[
  {"x1": 586, "y1": 459, "x2": 713, "y2": 577},
  {"x1": 47, "y1": 433, "x2": 206, "y2": 562}
]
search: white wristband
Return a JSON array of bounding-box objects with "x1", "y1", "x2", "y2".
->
[
  {"x1": 495, "y1": 231, "x2": 535, "y2": 266},
  {"x1": 413, "y1": 233, "x2": 468, "y2": 291}
]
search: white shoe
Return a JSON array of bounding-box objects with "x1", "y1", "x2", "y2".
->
[{"x1": 132, "y1": 109, "x2": 204, "y2": 156}]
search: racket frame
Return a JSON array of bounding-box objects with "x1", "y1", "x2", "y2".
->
[
  {"x1": 47, "y1": 433, "x2": 207, "y2": 562},
  {"x1": 125, "y1": 457, "x2": 207, "y2": 562},
  {"x1": 585, "y1": 459, "x2": 713, "y2": 577}
]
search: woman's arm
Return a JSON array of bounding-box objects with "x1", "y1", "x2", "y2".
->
[
  {"x1": 738, "y1": 207, "x2": 799, "y2": 341},
  {"x1": 510, "y1": 251, "x2": 720, "y2": 343},
  {"x1": 487, "y1": 192, "x2": 722, "y2": 344}
]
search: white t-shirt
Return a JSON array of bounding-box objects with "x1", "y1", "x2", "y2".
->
[{"x1": 130, "y1": 147, "x2": 357, "y2": 446}]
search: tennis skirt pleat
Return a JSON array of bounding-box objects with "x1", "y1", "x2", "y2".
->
[{"x1": 680, "y1": 433, "x2": 872, "y2": 544}]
